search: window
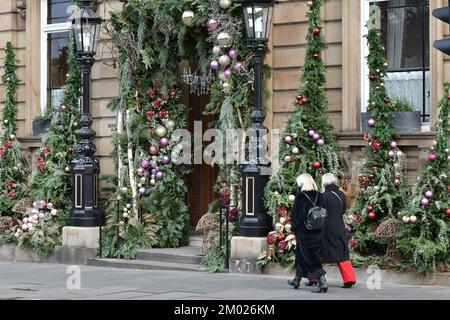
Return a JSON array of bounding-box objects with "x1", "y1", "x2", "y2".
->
[
  {"x1": 362, "y1": 0, "x2": 430, "y2": 126},
  {"x1": 40, "y1": 0, "x2": 73, "y2": 114}
]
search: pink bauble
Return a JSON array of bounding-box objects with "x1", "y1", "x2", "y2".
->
[
  {"x1": 421, "y1": 197, "x2": 429, "y2": 206},
  {"x1": 228, "y1": 48, "x2": 237, "y2": 58},
  {"x1": 140, "y1": 160, "x2": 150, "y2": 169},
  {"x1": 425, "y1": 190, "x2": 433, "y2": 198},
  {"x1": 210, "y1": 60, "x2": 219, "y2": 70},
  {"x1": 284, "y1": 135, "x2": 293, "y2": 144},
  {"x1": 149, "y1": 145, "x2": 158, "y2": 155},
  {"x1": 160, "y1": 137, "x2": 170, "y2": 146},
  {"x1": 155, "y1": 171, "x2": 164, "y2": 180},
  {"x1": 388, "y1": 150, "x2": 395, "y2": 158},
  {"x1": 207, "y1": 19, "x2": 219, "y2": 31},
  {"x1": 308, "y1": 130, "x2": 315, "y2": 137},
  {"x1": 390, "y1": 141, "x2": 398, "y2": 149},
  {"x1": 317, "y1": 139, "x2": 325, "y2": 146},
  {"x1": 368, "y1": 119, "x2": 376, "y2": 127},
  {"x1": 428, "y1": 153, "x2": 437, "y2": 161},
  {"x1": 312, "y1": 133, "x2": 320, "y2": 140},
  {"x1": 139, "y1": 187, "x2": 147, "y2": 196},
  {"x1": 224, "y1": 69, "x2": 232, "y2": 78}
]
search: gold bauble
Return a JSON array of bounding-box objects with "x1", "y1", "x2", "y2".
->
[
  {"x1": 9, "y1": 134, "x2": 15, "y2": 141},
  {"x1": 306, "y1": 0, "x2": 313, "y2": 7},
  {"x1": 155, "y1": 125, "x2": 167, "y2": 137},
  {"x1": 182, "y1": 10, "x2": 195, "y2": 27},
  {"x1": 217, "y1": 32, "x2": 233, "y2": 48},
  {"x1": 219, "y1": 0, "x2": 232, "y2": 10}
]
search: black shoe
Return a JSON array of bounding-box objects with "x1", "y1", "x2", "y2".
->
[
  {"x1": 287, "y1": 278, "x2": 300, "y2": 289},
  {"x1": 311, "y1": 276, "x2": 328, "y2": 293},
  {"x1": 342, "y1": 281, "x2": 355, "y2": 288}
]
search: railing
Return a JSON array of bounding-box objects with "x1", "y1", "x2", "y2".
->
[{"x1": 219, "y1": 204, "x2": 230, "y2": 269}]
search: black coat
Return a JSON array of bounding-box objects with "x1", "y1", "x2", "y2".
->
[
  {"x1": 291, "y1": 190, "x2": 327, "y2": 280},
  {"x1": 321, "y1": 185, "x2": 350, "y2": 263}
]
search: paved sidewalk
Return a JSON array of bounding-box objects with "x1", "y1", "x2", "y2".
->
[{"x1": 0, "y1": 261, "x2": 448, "y2": 300}]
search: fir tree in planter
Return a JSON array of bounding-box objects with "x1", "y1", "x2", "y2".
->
[
  {"x1": 5, "y1": 40, "x2": 81, "y2": 255},
  {"x1": 396, "y1": 85, "x2": 450, "y2": 274},
  {"x1": 0, "y1": 42, "x2": 28, "y2": 217},
  {"x1": 263, "y1": 0, "x2": 342, "y2": 266},
  {"x1": 348, "y1": 8, "x2": 408, "y2": 257}
]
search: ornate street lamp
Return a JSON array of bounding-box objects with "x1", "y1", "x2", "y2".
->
[
  {"x1": 69, "y1": 0, "x2": 102, "y2": 227},
  {"x1": 237, "y1": 0, "x2": 275, "y2": 237}
]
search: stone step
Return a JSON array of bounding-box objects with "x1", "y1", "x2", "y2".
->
[
  {"x1": 87, "y1": 258, "x2": 207, "y2": 272},
  {"x1": 136, "y1": 247, "x2": 203, "y2": 265}
]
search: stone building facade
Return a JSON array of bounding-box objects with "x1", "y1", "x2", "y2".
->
[{"x1": 0, "y1": 0, "x2": 447, "y2": 216}]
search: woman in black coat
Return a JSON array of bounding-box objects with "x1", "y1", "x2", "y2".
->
[
  {"x1": 321, "y1": 173, "x2": 356, "y2": 288},
  {"x1": 287, "y1": 173, "x2": 328, "y2": 293}
]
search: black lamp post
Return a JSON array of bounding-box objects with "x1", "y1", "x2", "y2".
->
[
  {"x1": 69, "y1": 0, "x2": 102, "y2": 227},
  {"x1": 237, "y1": 0, "x2": 275, "y2": 237}
]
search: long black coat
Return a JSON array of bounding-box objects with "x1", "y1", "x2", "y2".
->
[
  {"x1": 321, "y1": 184, "x2": 350, "y2": 263},
  {"x1": 291, "y1": 190, "x2": 326, "y2": 280}
]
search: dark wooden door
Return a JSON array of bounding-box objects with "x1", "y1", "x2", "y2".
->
[{"x1": 187, "y1": 93, "x2": 218, "y2": 226}]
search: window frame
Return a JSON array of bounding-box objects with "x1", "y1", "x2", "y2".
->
[
  {"x1": 40, "y1": 0, "x2": 72, "y2": 114},
  {"x1": 360, "y1": 0, "x2": 430, "y2": 126}
]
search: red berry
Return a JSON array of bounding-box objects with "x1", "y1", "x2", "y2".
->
[
  {"x1": 384, "y1": 98, "x2": 390, "y2": 104},
  {"x1": 313, "y1": 161, "x2": 321, "y2": 168},
  {"x1": 447, "y1": 94, "x2": 450, "y2": 100},
  {"x1": 286, "y1": 216, "x2": 292, "y2": 222},
  {"x1": 313, "y1": 28, "x2": 321, "y2": 35},
  {"x1": 367, "y1": 206, "x2": 374, "y2": 212},
  {"x1": 368, "y1": 212, "x2": 376, "y2": 219},
  {"x1": 446, "y1": 208, "x2": 450, "y2": 216}
]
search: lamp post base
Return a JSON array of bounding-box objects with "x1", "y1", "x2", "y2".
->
[
  {"x1": 69, "y1": 207, "x2": 101, "y2": 227},
  {"x1": 239, "y1": 214, "x2": 273, "y2": 237}
]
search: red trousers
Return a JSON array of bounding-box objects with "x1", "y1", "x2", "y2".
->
[
  {"x1": 338, "y1": 260, "x2": 357, "y2": 284},
  {"x1": 309, "y1": 260, "x2": 356, "y2": 285}
]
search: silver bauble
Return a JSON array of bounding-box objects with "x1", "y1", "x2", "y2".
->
[
  {"x1": 292, "y1": 147, "x2": 300, "y2": 154},
  {"x1": 217, "y1": 32, "x2": 232, "y2": 48},
  {"x1": 219, "y1": 0, "x2": 232, "y2": 10},
  {"x1": 165, "y1": 120, "x2": 176, "y2": 129},
  {"x1": 213, "y1": 45, "x2": 221, "y2": 55},
  {"x1": 155, "y1": 125, "x2": 167, "y2": 137},
  {"x1": 182, "y1": 11, "x2": 195, "y2": 27},
  {"x1": 222, "y1": 82, "x2": 231, "y2": 93},
  {"x1": 218, "y1": 54, "x2": 231, "y2": 67},
  {"x1": 218, "y1": 71, "x2": 226, "y2": 81},
  {"x1": 150, "y1": 179, "x2": 157, "y2": 186}
]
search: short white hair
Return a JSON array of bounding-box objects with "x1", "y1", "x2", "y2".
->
[
  {"x1": 296, "y1": 173, "x2": 318, "y2": 192},
  {"x1": 321, "y1": 173, "x2": 339, "y2": 192}
]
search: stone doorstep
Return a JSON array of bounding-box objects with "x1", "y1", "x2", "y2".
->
[{"x1": 262, "y1": 263, "x2": 450, "y2": 287}]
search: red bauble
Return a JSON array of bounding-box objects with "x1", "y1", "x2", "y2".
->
[
  {"x1": 3, "y1": 140, "x2": 12, "y2": 149},
  {"x1": 300, "y1": 97, "x2": 308, "y2": 105},
  {"x1": 446, "y1": 208, "x2": 450, "y2": 217},
  {"x1": 368, "y1": 212, "x2": 376, "y2": 219},
  {"x1": 313, "y1": 28, "x2": 321, "y2": 35},
  {"x1": 447, "y1": 94, "x2": 450, "y2": 100},
  {"x1": 313, "y1": 53, "x2": 320, "y2": 60},
  {"x1": 286, "y1": 216, "x2": 292, "y2": 222},
  {"x1": 296, "y1": 95, "x2": 303, "y2": 103},
  {"x1": 447, "y1": 186, "x2": 450, "y2": 191},
  {"x1": 367, "y1": 206, "x2": 374, "y2": 212},
  {"x1": 384, "y1": 98, "x2": 390, "y2": 104},
  {"x1": 312, "y1": 161, "x2": 321, "y2": 168},
  {"x1": 369, "y1": 75, "x2": 376, "y2": 81}
]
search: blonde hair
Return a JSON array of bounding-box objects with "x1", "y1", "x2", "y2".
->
[
  {"x1": 321, "y1": 173, "x2": 339, "y2": 192},
  {"x1": 296, "y1": 173, "x2": 318, "y2": 192}
]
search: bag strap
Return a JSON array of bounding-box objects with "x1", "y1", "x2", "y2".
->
[
  {"x1": 302, "y1": 192, "x2": 318, "y2": 207},
  {"x1": 331, "y1": 191, "x2": 344, "y2": 209}
]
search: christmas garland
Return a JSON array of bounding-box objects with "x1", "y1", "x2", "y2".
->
[{"x1": 0, "y1": 42, "x2": 28, "y2": 217}]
